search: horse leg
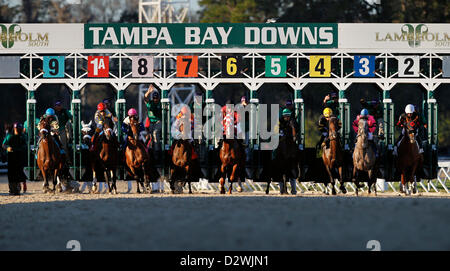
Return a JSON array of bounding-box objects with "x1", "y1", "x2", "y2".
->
[
  {"x1": 369, "y1": 169, "x2": 377, "y2": 196},
  {"x1": 265, "y1": 179, "x2": 271, "y2": 195},
  {"x1": 339, "y1": 166, "x2": 346, "y2": 194},
  {"x1": 228, "y1": 164, "x2": 239, "y2": 194},
  {"x1": 42, "y1": 170, "x2": 50, "y2": 193},
  {"x1": 92, "y1": 169, "x2": 98, "y2": 194},
  {"x1": 219, "y1": 165, "x2": 226, "y2": 194},
  {"x1": 325, "y1": 166, "x2": 336, "y2": 195},
  {"x1": 170, "y1": 167, "x2": 176, "y2": 194},
  {"x1": 353, "y1": 167, "x2": 359, "y2": 196}
]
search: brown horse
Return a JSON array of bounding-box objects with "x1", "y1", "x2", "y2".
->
[
  {"x1": 322, "y1": 116, "x2": 346, "y2": 195},
  {"x1": 91, "y1": 118, "x2": 119, "y2": 194},
  {"x1": 169, "y1": 139, "x2": 196, "y2": 194},
  {"x1": 37, "y1": 117, "x2": 64, "y2": 193},
  {"x1": 125, "y1": 117, "x2": 152, "y2": 193},
  {"x1": 396, "y1": 117, "x2": 423, "y2": 195},
  {"x1": 352, "y1": 118, "x2": 377, "y2": 196},
  {"x1": 218, "y1": 139, "x2": 245, "y2": 194}
]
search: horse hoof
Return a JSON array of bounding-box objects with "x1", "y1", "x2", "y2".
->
[
  {"x1": 332, "y1": 190, "x2": 337, "y2": 195},
  {"x1": 341, "y1": 187, "x2": 347, "y2": 194},
  {"x1": 237, "y1": 186, "x2": 243, "y2": 193}
]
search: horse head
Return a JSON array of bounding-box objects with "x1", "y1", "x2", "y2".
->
[
  {"x1": 328, "y1": 116, "x2": 340, "y2": 142},
  {"x1": 39, "y1": 117, "x2": 51, "y2": 139},
  {"x1": 357, "y1": 117, "x2": 369, "y2": 148},
  {"x1": 129, "y1": 117, "x2": 140, "y2": 141},
  {"x1": 405, "y1": 117, "x2": 417, "y2": 144},
  {"x1": 103, "y1": 118, "x2": 114, "y2": 141}
]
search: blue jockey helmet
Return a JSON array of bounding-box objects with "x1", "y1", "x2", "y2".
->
[
  {"x1": 46, "y1": 108, "x2": 55, "y2": 116},
  {"x1": 360, "y1": 108, "x2": 369, "y2": 116}
]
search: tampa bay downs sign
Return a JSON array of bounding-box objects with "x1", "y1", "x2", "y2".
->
[{"x1": 0, "y1": 23, "x2": 448, "y2": 51}]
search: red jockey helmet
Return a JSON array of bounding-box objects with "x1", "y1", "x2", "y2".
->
[{"x1": 97, "y1": 102, "x2": 106, "y2": 111}]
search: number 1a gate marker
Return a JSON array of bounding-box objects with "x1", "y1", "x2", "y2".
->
[{"x1": 88, "y1": 56, "x2": 109, "y2": 78}]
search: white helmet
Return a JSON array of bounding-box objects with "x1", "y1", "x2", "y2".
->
[{"x1": 405, "y1": 104, "x2": 415, "y2": 114}]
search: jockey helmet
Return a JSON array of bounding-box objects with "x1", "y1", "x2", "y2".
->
[
  {"x1": 405, "y1": 104, "x2": 415, "y2": 114},
  {"x1": 282, "y1": 108, "x2": 292, "y2": 116},
  {"x1": 285, "y1": 99, "x2": 293, "y2": 106},
  {"x1": 360, "y1": 108, "x2": 369, "y2": 116},
  {"x1": 152, "y1": 91, "x2": 160, "y2": 99},
  {"x1": 97, "y1": 102, "x2": 106, "y2": 111},
  {"x1": 54, "y1": 101, "x2": 62, "y2": 107},
  {"x1": 323, "y1": 107, "x2": 333, "y2": 118},
  {"x1": 13, "y1": 122, "x2": 23, "y2": 129},
  {"x1": 127, "y1": 108, "x2": 138, "y2": 117},
  {"x1": 330, "y1": 92, "x2": 338, "y2": 98},
  {"x1": 45, "y1": 108, "x2": 55, "y2": 116},
  {"x1": 241, "y1": 96, "x2": 248, "y2": 103}
]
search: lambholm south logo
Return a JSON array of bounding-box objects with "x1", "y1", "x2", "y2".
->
[
  {"x1": 375, "y1": 24, "x2": 450, "y2": 48},
  {"x1": 0, "y1": 24, "x2": 49, "y2": 49}
]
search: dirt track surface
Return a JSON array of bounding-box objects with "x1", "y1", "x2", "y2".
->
[{"x1": 1, "y1": 178, "x2": 449, "y2": 251}]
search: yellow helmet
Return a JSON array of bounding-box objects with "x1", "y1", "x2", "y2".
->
[{"x1": 323, "y1": 108, "x2": 333, "y2": 117}]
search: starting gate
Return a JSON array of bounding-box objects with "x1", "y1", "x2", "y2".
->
[{"x1": 0, "y1": 23, "x2": 448, "y2": 186}]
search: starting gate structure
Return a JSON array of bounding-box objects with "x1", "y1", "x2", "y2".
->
[{"x1": 0, "y1": 23, "x2": 448, "y2": 191}]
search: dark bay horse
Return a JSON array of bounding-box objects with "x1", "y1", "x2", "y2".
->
[
  {"x1": 37, "y1": 117, "x2": 64, "y2": 193},
  {"x1": 125, "y1": 117, "x2": 152, "y2": 193},
  {"x1": 91, "y1": 118, "x2": 119, "y2": 194},
  {"x1": 265, "y1": 133, "x2": 298, "y2": 195},
  {"x1": 218, "y1": 139, "x2": 245, "y2": 194},
  {"x1": 396, "y1": 118, "x2": 423, "y2": 195},
  {"x1": 169, "y1": 139, "x2": 197, "y2": 194},
  {"x1": 322, "y1": 116, "x2": 346, "y2": 195},
  {"x1": 352, "y1": 118, "x2": 377, "y2": 196}
]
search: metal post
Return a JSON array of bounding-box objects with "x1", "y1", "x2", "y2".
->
[
  {"x1": 382, "y1": 89, "x2": 394, "y2": 181},
  {"x1": 338, "y1": 90, "x2": 350, "y2": 150},
  {"x1": 294, "y1": 89, "x2": 305, "y2": 150},
  {"x1": 71, "y1": 89, "x2": 81, "y2": 181},
  {"x1": 26, "y1": 89, "x2": 37, "y2": 181},
  {"x1": 116, "y1": 89, "x2": 126, "y2": 180},
  {"x1": 426, "y1": 89, "x2": 438, "y2": 179},
  {"x1": 250, "y1": 89, "x2": 259, "y2": 149},
  {"x1": 161, "y1": 88, "x2": 170, "y2": 177}
]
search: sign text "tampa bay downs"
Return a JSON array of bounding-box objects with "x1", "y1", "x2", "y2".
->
[{"x1": 84, "y1": 23, "x2": 337, "y2": 49}]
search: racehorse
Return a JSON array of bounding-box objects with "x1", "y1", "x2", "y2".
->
[
  {"x1": 125, "y1": 117, "x2": 152, "y2": 193},
  {"x1": 37, "y1": 117, "x2": 64, "y2": 193},
  {"x1": 218, "y1": 138, "x2": 245, "y2": 194},
  {"x1": 396, "y1": 117, "x2": 423, "y2": 195},
  {"x1": 352, "y1": 118, "x2": 377, "y2": 196},
  {"x1": 265, "y1": 132, "x2": 298, "y2": 195},
  {"x1": 169, "y1": 139, "x2": 197, "y2": 194},
  {"x1": 91, "y1": 118, "x2": 119, "y2": 194},
  {"x1": 322, "y1": 116, "x2": 346, "y2": 195}
]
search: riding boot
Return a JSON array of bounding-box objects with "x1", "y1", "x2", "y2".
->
[{"x1": 393, "y1": 134, "x2": 404, "y2": 156}]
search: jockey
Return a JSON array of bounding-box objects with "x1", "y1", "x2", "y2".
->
[
  {"x1": 360, "y1": 98, "x2": 384, "y2": 139},
  {"x1": 144, "y1": 85, "x2": 162, "y2": 154},
  {"x1": 278, "y1": 108, "x2": 296, "y2": 140},
  {"x1": 393, "y1": 104, "x2": 424, "y2": 155},
  {"x1": 38, "y1": 108, "x2": 65, "y2": 154},
  {"x1": 352, "y1": 109, "x2": 378, "y2": 156},
  {"x1": 316, "y1": 107, "x2": 339, "y2": 151},
  {"x1": 222, "y1": 105, "x2": 240, "y2": 138},
  {"x1": 121, "y1": 108, "x2": 145, "y2": 149},
  {"x1": 91, "y1": 102, "x2": 115, "y2": 150},
  {"x1": 169, "y1": 105, "x2": 198, "y2": 160}
]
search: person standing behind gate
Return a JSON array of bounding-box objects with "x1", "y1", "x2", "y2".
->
[
  {"x1": 2, "y1": 123, "x2": 27, "y2": 195},
  {"x1": 322, "y1": 92, "x2": 340, "y2": 119},
  {"x1": 144, "y1": 84, "x2": 162, "y2": 159}
]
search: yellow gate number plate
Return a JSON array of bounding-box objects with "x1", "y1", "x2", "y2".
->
[{"x1": 309, "y1": 55, "x2": 331, "y2": 77}]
